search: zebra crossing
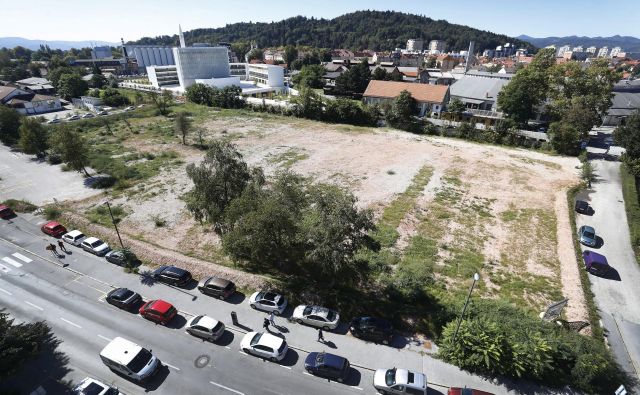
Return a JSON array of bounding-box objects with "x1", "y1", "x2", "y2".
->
[{"x1": 0, "y1": 252, "x2": 32, "y2": 274}]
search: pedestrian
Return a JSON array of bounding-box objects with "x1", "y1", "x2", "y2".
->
[
  {"x1": 317, "y1": 328, "x2": 324, "y2": 343},
  {"x1": 58, "y1": 240, "x2": 67, "y2": 252},
  {"x1": 263, "y1": 317, "x2": 270, "y2": 332},
  {"x1": 268, "y1": 311, "x2": 275, "y2": 326},
  {"x1": 49, "y1": 243, "x2": 58, "y2": 255}
]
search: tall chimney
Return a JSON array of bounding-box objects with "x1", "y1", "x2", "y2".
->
[{"x1": 465, "y1": 41, "x2": 475, "y2": 74}]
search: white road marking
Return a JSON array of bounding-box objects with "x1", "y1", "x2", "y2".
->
[
  {"x1": 0, "y1": 287, "x2": 12, "y2": 295},
  {"x1": 279, "y1": 365, "x2": 292, "y2": 370},
  {"x1": 0, "y1": 263, "x2": 10, "y2": 273},
  {"x1": 164, "y1": 362, "x2": 181, "y2": 371},
  {"x1": 239, "y1": 351, "x2": 248, "y2": 356},
  {"x1": 209, "y1": 381, "x2": 245, "y2": 395},
  {"x1": 225, "y1": 346, "x2": 231, "y2": 349},
  {"x1": 302, "y1": 372, "x2": 314, "y2": 377},
  {"x1": 60, "y1": 317, "x2": 82, "y2": 328},
  {"x1": 351, "y1": 386, "x2": 364, "y2": 391},
  {"x1": 25, "y1": 301, "x2": 44, "y2": 311},
  {"x1": 97, "y1": 335, "x2": 112, "y2": 342},
  {"x1": 2, "y1": 256, "x2": 22, "y2": 268},
  {"x1": 12, "y1": 253, "x2": 32, "y2": 263}
]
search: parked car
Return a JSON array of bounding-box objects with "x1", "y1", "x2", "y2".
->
[
  {"x1": 350, "y1": 316, "x2": 394, "y2": 344},
  {"x1": 72, "y1": 377, "x2": 123, "y2": 395},
  {"x1": 124, "y1": 106, "x2": 134, "y2": 111},
  {"x1": 100, "y1": 337, "x2": 160, "y2": 382},
  {"x1": 198, "y1": 276, "x2": 236, "y2": 299},
  {"x1": 0, "y1": 204, "x2": 15, "y2": 219},
  {"x1": 98, "y1": 110, "x2": 109, "y2": 116},
  {"x1": 139, "y1": 299, "x2": 177, "y2": 325},
  {"x1": 248, "y1": 291, "x2": 287, "y2": 315},
  {"x1": 240, "y1": 331, "x2": 288, "y2": 362},
  {"x1": 373, "y1": 367, "x2": 427, "y2": 395},
  {"x1": 81, "y1": 237, "x2": 111, "y2": 256},
  {"x1": 62, "y1": 230, "x2": 86, "y2": 246},
  {"x1": 575, "y1": 200, "x2": 590, "y2": 214},
  {"x1": 152, "y1": 265, "x2": 192, "y2": 287},
  {"x1": 67, "y1": 115, "x2": 81, "y2": 121},
  {"x1": 186, "y1": 315, "x2": 225, "y2": 341},
  {"x1": 304, "y1": 351, "x2": 350, "y2": 382},
  {"x1": 41, "y1": 221, "x2": 67, "y2": 237},
  {"x1": 448, "y1": 388, "x2": 495, "y2": 395},
  {"x1": 82, "y1": 113, "x2": 95, "y2": 119},
  {"x1": 106, "y1": 287, "x2": 142, "y2": 310},
  {"x1": 577, "y1": 225, "x2": 597, "y2": 247},
  {"x1": 46, "y1": 118, "x2": 60, "y2": 124},
  {"x1": 292, "y1": 305, "x2": 340, "y2": 330},
  {"x1": 582, "y1": 250, "x2": 611, "y2": 276},
  {"x1": 105, "y1": 249, "x2": 137, "y2": 266}
]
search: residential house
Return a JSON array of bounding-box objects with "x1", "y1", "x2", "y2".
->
[
  {"x1": 14, "y1": 77, "x2": 55, "y2": 95},
  {"x1": 448, "y1": 74, "x2": 512, "y2": 126},
  {"x1": 602, "y1": 79, "x2": 640, "y2": 126},
  {"x1": 436, "y1": 55, "x2": 458, "y2": 71},
  {"x1": 362, "y1": 80, "x2": 449, "y2": 116},
  {"x1": 331, "y1": 49, "x2": 355, "y2": 61},
  {"x1": 396, "y1": 67, "x2": 429, "y2": 83},
  {"x1": 424, "y1": 69, "x2": 455, "y2": 85},
  {"x1": 0, "y1": 86, "x2": 61, "y2": 115}
]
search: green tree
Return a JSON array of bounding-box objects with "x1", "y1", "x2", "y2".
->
[
  {"x1": 447, "y1": 98, "x2": 466, "y2": 120},
  {"x1": 133, "y1": 91, "x2": 144, "y2": 105},
  {"x1": 614, "y1": 111, "x2": 640, "y2": 175},
  {"x1": 324, "y1": 98, "x2": 379, "y2": 126},
  {"x1": 89, "y1": 73, "x2": 108, "y2": 89},
  {"x1": 371, "y1": 67, "x2": 388, "y2": 80},
  {"x1": 185, "y1": 140, "x2": 254, "y2": 229},
  {"x1": 292, "y1": 64, "x2": 325, "y2": 89},
  {"x1": 174, "y1": 112, "x2": 191, "y2": 145},
  {"x1": 47, "y1": 67, "x2": 75, "y2": 88},
  {"x1": 185, "y1": 83, "x2": 213, "y2": 106},
  {"x1": 246, "y1": 48, "x2": 263, "y2": 62},
  {"x1": 18, "y1": 117, "x2": 48, "y2": 156},
  {"x1": 149, "y1": 90, "x2": 173, "y2": 115},
  {"x1": 57, "y1": 73, "x2": 88, "y2": 100},
  {"x1": 335, "y1": 59, "x2": 371, "y2": 95},
  {"x1": 291, "y1": 87, "x2": 324, "y2": 120},
  {"x1": 48, "y1": 127, "x2": 91, "y2": 176},
  {"x1": 0, "y1": 310, "x2": 54, "y2": 380},
  {"x1": 385, "y1": 90, "x2": 418, "y2": 131},
  {"x1": 0, "y1": 106, "x2": 22, "y2": 146},
  {"x1": 284, "y1": 45, "x2": 299, "y2": 67},
  {"x1": 100, "y1": 88, "x2": 129, "y2": 107},
  {"x1": 210, "y1": 86, "x2": 245, "y2": 109},
  {"x1": 549, "y1": 121, "x2": 582, "y2": 155}
]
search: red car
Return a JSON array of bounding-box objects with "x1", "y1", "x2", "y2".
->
[
  {"x1": 139, "y1": 299, "x2": 177, "y2": 325},
  {"x1": 0, "y1": 204, "x2": 15, "y2": 219},
  {"x1": 41, "y1": 221, "x2": 67, "y2": 237},
  {"x1": 448, "y1": 388, "x2": 495, "y2": 395}
]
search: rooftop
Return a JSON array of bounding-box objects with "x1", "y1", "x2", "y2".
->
[
  {"x1": 449, "y1": 75, "x2": 511, "y2": 102},
  {"x1": 363, "y1": 80, "x2": 449, "y2": 103}
]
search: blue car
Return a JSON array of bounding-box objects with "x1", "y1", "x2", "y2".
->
[{"x1": 304, "y1": 352, "x2": 350, "y2": 382}]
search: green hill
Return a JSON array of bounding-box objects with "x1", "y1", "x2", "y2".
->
[{"x1": 130, "y1": 10, "x2": 534, "y2": 53}]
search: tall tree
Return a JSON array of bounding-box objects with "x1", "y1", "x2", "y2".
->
[
  {"x1": 57, "y1": 73, "x2": 88, "y2": 100},
  {"x1": 614, "y1": 111, "x2": 640, "y2": 175},
  {"x1": 49, "y1": 127, "x2": 91, "y2": 176},
  {"x1": 89, "y1": 73, "x2": 108, "y2": 89},
  {"x1": 371, "y1": 67, "x2": 388, "y2": 81},
  {"x1": 0, "y1": 106, "x2": 22, "y2": 146},
  {"x1": 284, "y1": 45, "x2": 299, "y2": 67},
  {"x1": 18, "y1": 117, "x2": 49, "y2": 156},
  {"x1": 185, "y1": 83, "x2": 213, "y2": 106},
  {"x1": 549, "y1": 121, "x2": 582, "y2": 155},
  {"x1": 291, "y1": 87, "x2": 324, "y2": 120},
  {"x1": 292, "y1": 64, "x2": 325, "y2": 88},
  {"x1": 174, "y1": 112, "x2": 191, "y2": 145},
  {"x1": 149, "y1": 90, "x2": 173, "y2": 115}
]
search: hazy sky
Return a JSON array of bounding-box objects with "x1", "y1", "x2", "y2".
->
[{"x1": 2, "y1": 0, "x2": 638, "y2": 42}]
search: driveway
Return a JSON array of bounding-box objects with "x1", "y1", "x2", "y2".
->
[
  {"x1": 580, "y1": 131, "x2": 640, "y2": 382},
  {"x1": 0, "y1": 145, "x2": 101, "y2": 205}
]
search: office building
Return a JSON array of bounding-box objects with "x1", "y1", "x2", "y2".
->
[
  {"x1": 229, "y1": 63, "x2": 248, "y2": 80},
  {"x1": 586, "y1": 46, "x2": 597, "y2": 54},
  {"x1": 125, "y1": 45, "x2": 175, "y2": 69},
  {"x1": 173, "y1": 46, "x2": 232, "y2": 89},
  {"x1": 610, "y1": 47, "x2": 623, "y2": 58},
  {"x1": 557, "y1": 45, "x2": 571, "y2": 57},
  {"x1": 406, "y1": 39, "x2": 424, "y2": 51},
  {"x1": 572, "y1": 46, "x2": 584, "y2": 53},
  {"x1": 429, "y1": 40, "x2": 447, "y2": 52},
  {"x1": 247, "y1": 64, "x2": 284, "y2": 88},
  {"x1": 597, "y1": 47, "x2": 609, "y2": 58}
]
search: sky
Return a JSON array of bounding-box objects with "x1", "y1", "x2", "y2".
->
[{"x1": 1, "y1": 0, "x2": 639, "y2": 42}]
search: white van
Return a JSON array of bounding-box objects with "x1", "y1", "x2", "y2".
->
[{"x1": 100, "y1": 337, "x2": 160, "y2": 382}]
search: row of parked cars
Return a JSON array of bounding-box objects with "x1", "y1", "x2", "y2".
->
[
  {"x1": 575, "y1": 200, "x2": 611, "y2": 276},
  {"x1": 40, "y1": 220, "x2": 489, "y2": 395}
]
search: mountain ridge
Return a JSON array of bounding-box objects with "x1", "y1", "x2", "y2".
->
[
  {"x1": 0, "y1": 37, "x2": 119, "y2": 51},
  {"x1": 517, "y1": 34, "x2": 640, "y2": 52}
]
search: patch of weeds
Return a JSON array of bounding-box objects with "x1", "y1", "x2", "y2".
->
[
  {"x1": 86, "y1": 204, "x2": 128, "y2": 227},
  {"x1": 150, "y1": 214, "x2": 167, "y2": 227},
  {"x1": 267, "y1": 148, "x2": 309, "y2": 168},
  {"x1": 1, "y1": 199, "x2": 37, "y2": 213},
  {"x1": 43, "y1": 205, "x2": 62, "y2": 220}
]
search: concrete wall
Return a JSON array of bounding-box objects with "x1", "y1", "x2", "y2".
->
[
  {"x1": 194, "y1": 76, "x2": 241, "y2": 89},
  {"x1": 173, "y1": 47, "x2": 230, "y2": 89}
]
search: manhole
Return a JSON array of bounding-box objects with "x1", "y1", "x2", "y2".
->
[{"x1": 194, "y1": 354, "x2": 210, "y2": 368}]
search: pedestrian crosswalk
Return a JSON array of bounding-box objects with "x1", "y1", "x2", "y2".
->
[{"x1": 0, "y1": 252, "x2": 33, "y2": 274}]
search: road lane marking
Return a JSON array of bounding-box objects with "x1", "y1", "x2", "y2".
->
[
  {"x1": 302, "y1": 372, "x2": 313, "y2": 377},
  {"x1": 60, "y1": 317, "x2": 82, "y2": 328},
  {"x1": 25, "y1": 301, "x2": 44, "y2": 311},
  {"x1": 0, "y1": 287, "x2": 12, "y2": 295},
  {"x1": 279, "y1": 365, "x2": 292, "y2": 370},
  {"x1": 97, "y1": 335, "x2": 112, "y2": 342},
  {"x1": 351, "y1": 386, "x2": 363, "y2": 391},
  {"x1": 225, "y1": 346, "x2": 231, "y2": 349},
  {"x1": 12, "y1": 253, "x2": 32, "y2": 263},
  {"x1": 239, "y1": 351, "x2": 248, "y2": 356},
  {"x1": 164, "y1": 362, "x2": 181, "y2": 371},
  {"x1": 209, "y1": 381, "x2": 244, "y2": 395},
  {"x1": 2, "y1": 256, "x2": 22, "y2": 268}
]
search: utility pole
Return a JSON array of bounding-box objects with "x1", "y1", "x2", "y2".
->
[
  {"x1": 103, "y1": 201, "x2": 124, "y2": 249},
  {"x1": 452, "y1": 272, "x2": 480, "y2": 343}
]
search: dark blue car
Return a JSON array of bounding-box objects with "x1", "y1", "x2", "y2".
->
[{"x1": 304, "y1": 352, "x2": 350, "y2": 382}]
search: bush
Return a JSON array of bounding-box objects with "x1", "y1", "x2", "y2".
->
[
  {"x1": 89, "y1": 176, "x2": 116, "y2": 189},
  {"x1": 43, "y1": 205, "x2": 62, "y2": 220},
  {"x1": 1, "y1": 199, "x2": 37, "y2": 213},
  {"x1": 150, "y1": 214, "x2": 167, "y2": 227},
  {"x1": 86, "y1": 204, "x2": 126, "y2": 227},
  {"x1": 46, "y1": 153, "x2": 62, "y2": 165}
]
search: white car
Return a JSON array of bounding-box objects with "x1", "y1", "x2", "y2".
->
[
  {"x1": 292, "y1": 305, "x2": 340, "y2": 330},
  {"x1": 82, "y1": 113, "x2": 95, "y2": 119},
  {"x1": 62, "y1": 230, "x2": 86, "y2": 246},
  {"x1": 67, "y1": 115, "x2": 81, "y2": 121},
  {"x1": 46, "y1": 118, "x2": 60, "y2": 124},
  {"x1": 81, "y1": 237, "x2": 111, "y2": 256},
  {"x1": 186, "y1": 315, "x2": 225, "y2": 341},
  {"x1": 124, "y1": 106, "x2": 134, "y2": 111},
  {"x1": 248, "y1": 291, "x2": 287, "y2": 315},
  {"x1": 98, "y1": 110, "x2": 109, "y2": 116},
  {"x1": 240, "y1": 331, "x2": 288, "y2": 362},
  {"x1": 72, "y1": 377, "x2": 123, "y2": 395},
  {"x1": 373, "y1": 367, "x2": 427, "y2": 395}
]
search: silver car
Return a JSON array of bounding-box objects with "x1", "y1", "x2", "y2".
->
[
  {"x1": 373, "y1": 367, "x2": 427, "y2": 395},
  {"x1": 186, "y1": 315, "x2": 225, "y2": 341},
  {"x1": 578, "y1": 225, "x2": 597, "y2": 247},
  {"x1": 292, "y1": 305, "x2": 340, "y2": 330}
]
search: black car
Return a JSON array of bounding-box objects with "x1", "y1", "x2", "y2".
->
[
  {"x1": 575, "y1": 200, "x2": 590, "y2": 214},
  {"x1": 304, "y1": 352, "x2": 350, "y2": 382},
  {"x1": 105, "y1": 250, "x2": 139, "y2": 266},
  {"x1": 349, "y1": 316, "x2": 394, "y2": 344},
  {"x1": 198, "y1": 276, "x2": 236, "y2": 299},
  {"x1": 152, "y1": 265, "x2": 192, "y2": 287},
  {"x1": 106, "y1": 287, "x2": 142, "y2": 310}
]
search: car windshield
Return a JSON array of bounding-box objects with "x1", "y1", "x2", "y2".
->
[
  {"x1": 191, "y1": 315, "x2": 202, "y2": 326},
  {"x1": 118, "y1": 290, "x2": 134, "y2": 300},
  {"x1": 250, "y1": 333, "x2": 262, "y2": 346},
  {"x1": 52, "y1": 225, "x2": 64, "y2": 232},
  {"x1": 91, "y1": 240, "x2": 104, "y2": 247},
  {"x1": 212, "y1": 322, "x2": 223, "y2": 332},
  {"x1": 385, "y1": 369, "x2": 396, "y2": 386},
  {"x1": 326, "y1": 310, "x2": 337, "y2": 321},
  {"x1": 75, "y1": 382, "x2": 106, "y2": 395},
  {"x1": 126, "y1": 348, "x2": 153, "y2": 372},
  {"x1": 583, "y1": 231, "x2": 595, "y2": 238},
  {"x1": 303, "y1": 306, "x2": 313, "y2": 315}
]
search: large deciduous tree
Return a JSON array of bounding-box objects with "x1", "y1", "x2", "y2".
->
[
  {"x1": 284, "y1": 45, "x2": 299, "y2": 67},
  {"x1": 292, "y1": 64, "x2": 326, "y2": 89},
  {"x1": 57, "y1": 73, "x2": 88, "y2": 100},
  {"x1": 149, "y1": 90, "x2": 173, "y2": 115},
  {"x1": 614, "y1": 111, "x2": 640, "y2": 175},
  {"x1": 0, "y1": 106, "x2": 22, "y2": 146},
  {"x1": 18, "y1": 117, "x2": 49, "y2": 156},
  {"x1": 291, "y1": 87, "x2": 324, "y2": 120},
  {"x1": 49, "y1": 127, "x2": 91, "y2": 176}
]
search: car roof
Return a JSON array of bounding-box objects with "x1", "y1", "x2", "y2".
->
[
  {"x1": 163, "y1": 265, "x2": 188, "y2": 275},
  {"x1": 307, "y1": 305, "x2": 333, "y2": 317},
  {"x1": 258, "y1": 332, "x2": 285, "y2": 348},
  {"x1": 100, "y1": 336, "x2": 142, "y2": 365},
  {"x1": 581, "y1": 225, "x2": 595, "y2": 232},
  {"x1": 357, "y1": 316, "x2": 392, "y2": 327},
  {"x1": 66, "y1": 230, "x2": 85, "y2": 237},
  {"x1": 190, "y1": 315, "x2": 219, "y2": 329},
  {"x1": 583, "y1": 250, "x2": 609, "y2": 266},
  {"x1": 45, "y1": 221, "x2": 63, "y2": 228},
  {"x1": 0, "y1": 204, "x2": 9, "y2": 210},
  {"x1": 395, "y1": 368, "x2": 425, "y2": 387},
  {"x1": 149, "y1": 299, "x2": 173, "y2": 313},
  {"x1": 84, "y1": 237, "x2": 100, "y2": 243},
  {"x1": 318, "y1": 352, "x2": 347, "y2": 368},
  {"x1": 110, "y1": 287, "x2": 133, "y2": 298},
  {"x1": 260, "y1": 291, "x2": 281, "y2": 301},
  {"x1": 207, "y1": 277, "x2": 231, "y2": 287}
]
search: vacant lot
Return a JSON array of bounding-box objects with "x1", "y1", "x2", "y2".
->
[{"x1": 69, "y1": 106, "x2": 586, "y2": 322}]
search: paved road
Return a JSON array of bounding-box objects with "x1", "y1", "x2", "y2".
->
[
  {"x1": 0, "y1": 144, "x2": 101, "y2": 205},
  {"x1": 581, "y1": 131, "x2": 640, "y2": 382},
  {"x1": 0, "y1": 214, "x2": 570, "y2": 395}
]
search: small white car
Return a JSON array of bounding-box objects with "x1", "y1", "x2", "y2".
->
[
  {"x1": 46, "y1": 118, "x2": 60, "y2": 124},
  {"x1": 373, "y1": 367, "x2": 427, "y2": 395},
  {"x1": 72, "y1": 377, "x2": 123, "y2": 395},
  {"x1": 124, "y1": 106, "x2": 135, "y2": 111},
  {"x1": 240, "y1": 331, "x2": 288, "y2": 362},
  {"x1": 98, "y1": 110, "x2": 109, "y2": 116},
  {"x1": 82, "y1": 113, "x2": 95, "y2": 119},
  {"x1": 81, "y1": 237, "x2": 111, "y2": 256},
  {"x1": 186, "y1": 315, "x2": 225, "y2": 341},
  {"x1": 67, "y1": 115, "x2": 81, "y2": 121},
  {"x1": 62, "y1": 230, "x2": 86, "y2": 246},
  {"x1": 248, "y1": 291, "x2": 287, "y2": 315},
  {"x1": 292, "y1": 305, "x2": 340, "y2": 330}
]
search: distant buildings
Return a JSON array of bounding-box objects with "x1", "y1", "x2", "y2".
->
[
  {"x1": 572, "y1": 46, "x2": 584, "y2": 53},
  {"x1": 125, "y1": 45, "x2": 176, "y2": 69},
  {"x1": 14, "y1": 77, "x2": 55, "y2": 95},
  {"x1": 92, "y1": 46, "x2": 112, "y2": 59},
  {"x1": 0, "y1": 86, "x2": 61, "y2": 115},
  {"x1": 363, "y1": 80, "x2": 449, "y2": 116},
  {"x1": 586, "y1": 46, "x2": 597, "y2": 55},
  {"x1": 557, "y1": 45, "x2": 571, "y2": 57},
  {"x1": 428, "y1": 40, "x2": 447, "y2": 53},
  {"x1": 406, "y1": 39, "x2": 424, "y2": 51},
  {"x1": 597, "y1": 47, "x2": 609, "y2": 58},
  {"x1": 173, "y1": 46, "x2": 232, "y2": 89},
  {"x1": 610, "y1": 47, "x2": 623, "y2": 58}
]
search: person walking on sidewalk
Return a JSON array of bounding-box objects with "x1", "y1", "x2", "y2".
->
[
  {"x1": 58, "y1": 240, "x2": 67, "y2": 253},
  {"x1": 47, "y1": 243, "x2": 58, "y2": 257},
  {"x1": 268, "y1": 311, "x2": 276, "y2": 326},
  {"x1": 317, "y1": 328, "x2": 325, "y2": 343},
  {"x1": 263, "y1": 317, "x2": 270, "y2": 332}
]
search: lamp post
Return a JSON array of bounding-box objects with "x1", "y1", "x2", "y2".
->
[
  {"x1": 103, "y1": 201, "x2": 124, "y2": 249},
  {"x1": 452, "y1": 272, "x2": 480, "y2": 343}
]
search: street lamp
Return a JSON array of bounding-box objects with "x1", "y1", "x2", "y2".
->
[
  {"x1": 103, "y1": 201, "x2": 124, "y2": 249},
  {"x1": 452, "y1": 272, "x2": 480, "y2": 343}
]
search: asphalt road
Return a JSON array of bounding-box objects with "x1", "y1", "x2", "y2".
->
[{"x1": 581, "y1": 131, "x2": 640, "y2": 382}]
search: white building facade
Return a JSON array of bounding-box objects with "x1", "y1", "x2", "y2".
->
[
  {"x1": 173, "y1": 47, "x2": 230, "y2": 89},
  {"x1": 597, "y1": 47, "x2": 609, "y2": 57},
  {"x1": 147, "y1": 65, "x2": 180, "y2": 88},
  {"x1": 406, "y1": 39, "x2": 424, "y2": 51},
  {"x1": 247, "y1": 64, "x2": 284, "y2": 89}
]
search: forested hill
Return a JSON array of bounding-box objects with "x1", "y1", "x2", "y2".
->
[{"x1": 130, "y1": 10, "x2": 535, "y2": 53}]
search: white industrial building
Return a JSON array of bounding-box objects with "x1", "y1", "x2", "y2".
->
[
  {"x1": 173, "y1": 46, "x2": 232, "y2": 89},
  {"x1": 147, "y1": 65, "x2": 180, "y2": 87},
  {"x1": 125, "y1": 45, "x2": 176, "y2": 69},
  {"x1": 406, "y1": 39, "x2": 424, "y2": 51}
]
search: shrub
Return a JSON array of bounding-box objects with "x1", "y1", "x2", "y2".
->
[
  {"x1": 43, "y1": 205, "x2": 62, "y2": 220},
  {"x1": 1, "y1": 199, "x2": 37, "y2": 213},
  {"x1": 86, "y1": 204, "x2": 126, "y2": 227},
  {"x1": 89, "y1": 176, "x2": 116, "y2": 189},
  {"x1": 47, "y1": 153, "x2": 62, "y2": 165},
  {"x1": 150, "y1": 214, "x2": 167, "y2": 227}
]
